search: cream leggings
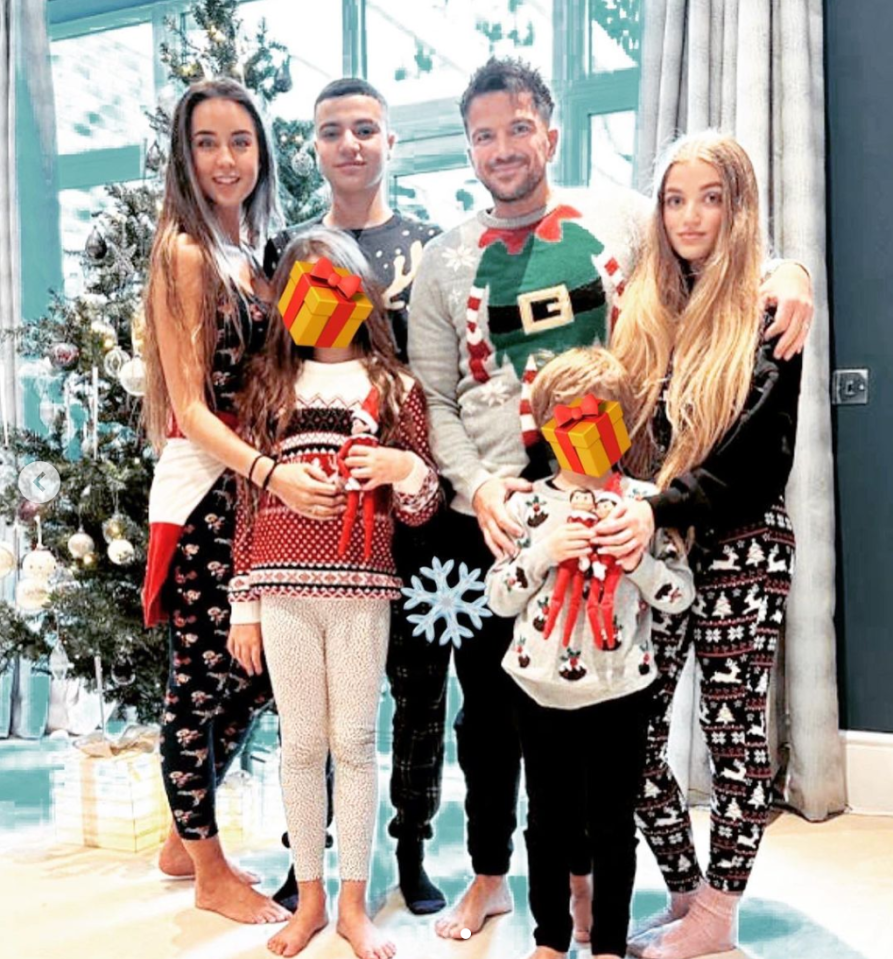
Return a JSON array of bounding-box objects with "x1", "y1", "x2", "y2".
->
[{"x1": 261, "y1": 594, "x2": 390, "y2": 881}]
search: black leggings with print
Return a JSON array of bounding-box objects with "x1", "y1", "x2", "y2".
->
[{"x1": 158, "y1": 473, "x2": 273, "y2": 840}]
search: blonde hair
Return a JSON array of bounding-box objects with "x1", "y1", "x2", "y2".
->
[
  {"x1": 143, "y1": 79, "x2": 281, "y2": 449},
  {"x1": 611, "y1": 131, "x2": 764, "y2": 487},
  {"x1": 530, "y1": 346, "x2": 633, "y2": 429}
]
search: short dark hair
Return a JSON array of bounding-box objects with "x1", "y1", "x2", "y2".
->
[
  {"x1": 314, "y1": 77, "x2": 389, "y2": 116},
  {"x1": 459, "y1": 57, "x2": 554, "y2": 129}
]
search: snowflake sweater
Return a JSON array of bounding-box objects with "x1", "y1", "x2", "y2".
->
[
  {"x1": 486, "y1": 477, "x2": 695, "y2": 710},
  {"x1": 228, "y1": 359, "x2": 440, "y2": 623},
  {"x1": 407, "y1": 184, "x2": 648, "y2": 515}
]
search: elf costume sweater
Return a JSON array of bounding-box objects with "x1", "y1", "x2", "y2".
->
[
  {"x1": 407, "y1": 184, "x2": 649, "y2": 516},
  {"x1": 486, "y1": 476, "x2": 695, "y2": 710},
  {"x1": 228, "y1": 360, "x2": 440, "y2": 623}
]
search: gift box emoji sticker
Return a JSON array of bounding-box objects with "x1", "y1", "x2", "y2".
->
[
  {"x1": 540, "y1": 394, "x2": 631, "y2": 477},
  {"x1": 278, "y1": 256, "x2": 373, "y2": 347}
]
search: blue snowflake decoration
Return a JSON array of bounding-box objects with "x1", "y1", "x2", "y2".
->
[{"x1": 400, "y1": 556, "x2": 493, "y2": 648}]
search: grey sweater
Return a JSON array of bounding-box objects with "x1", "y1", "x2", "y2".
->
[
  {"x1": 486, "y1": 477, "x2": 695, "y2": 710},
  {"x1": 407, "y1": 184, "x2": 648, "y2": 515}
]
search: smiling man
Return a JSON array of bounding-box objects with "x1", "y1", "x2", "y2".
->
[{"x1": 406, "y1": 56, "x2": 814, "y2": 946}]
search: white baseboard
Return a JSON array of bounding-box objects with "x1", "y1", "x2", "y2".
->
[{"x1": 842, "y1": 730, "x2": 893, "y2": 816}]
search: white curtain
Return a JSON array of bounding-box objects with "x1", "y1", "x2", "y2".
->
[
  {"x1": 637, "y1": 0, "x2": 845, "y2": 821},
  {"x1": 0, "y1": 0, "x2": 21, "y2": 438}
]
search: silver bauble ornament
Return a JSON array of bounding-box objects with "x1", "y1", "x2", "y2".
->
[
  {"x1": 85, "y1": 225, "x2": 107, "y2": 260},
  {"x1": 119, "y1": 357, "x2": 146, "y2": 396},
  {"x1": 68, "y1": 529, "x2": 95, "y2": 559},
  {"x1": 111, "y1": 659, "x2": 136, "y2": 686},
  {"x1": 291, "y1": 149, "x2": 314, "y2": 177},
  {"x1": 103, "y1": 347, "x2": 130, "y2": 378},
  {"x1": 49, "y1": 342, "x2": 80, "y2": 371},
  {"x1": 108, "y1": 538, "x2": 135, "y2": 566}
]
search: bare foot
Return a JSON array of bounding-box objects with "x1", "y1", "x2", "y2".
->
[
  {"x1": 267, "y1": 883, "x2": 327, "y2": 957},
  {"x1": 195, "y1": 867, "x2": 291, "y2": 924},
  {"x1": 159, "y1": 828, "x2": 260, "y2": 884},
  {"x1": 337, "y1": 906, "x2": 396, "y2": 959},
  {"x1": 434, "y1": 875, "x2": 513, "y2": 940},
  {"x1": 518, "y1": 948, "x2": 567, "y2": 959},
  {"x1": 570, "y1": 872, "x2": 591, "y2": 943}
]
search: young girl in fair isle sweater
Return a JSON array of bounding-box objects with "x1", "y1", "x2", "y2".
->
[
  {"x1": 226, "y1": 228, "x2": 440, "y2": 959},
  {"x1": 486, "y1": 347, "x2": 695, "y2": 959}
]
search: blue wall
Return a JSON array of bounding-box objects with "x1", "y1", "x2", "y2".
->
[{"x1": 826, "y1": 0, "x2": 893, "y2": 732}]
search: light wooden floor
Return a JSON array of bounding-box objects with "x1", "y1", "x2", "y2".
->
[{"x1": 4, "y1": 798, "x2": 892, "y2": 959}]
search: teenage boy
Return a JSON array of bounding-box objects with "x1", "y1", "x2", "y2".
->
[{"x1": 265, "y1": 77, "x2": 449, "y2": 917}]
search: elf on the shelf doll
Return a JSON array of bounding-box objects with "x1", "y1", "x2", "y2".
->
[{"x1": 337, "y1": 390, "x2": 381, "y2": 561}]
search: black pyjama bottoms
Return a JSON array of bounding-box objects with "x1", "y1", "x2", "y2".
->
[
  {"x1": 516, "y1": 684, "x2": 654, "y2": 956},
  {"x1": 159, "y1": 473, "x2": 273, "y2": 840},
  {"x1": 635, "y1": 501, "x2": 795, "y2": 893}
]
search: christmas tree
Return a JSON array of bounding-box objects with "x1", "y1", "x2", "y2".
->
[{"x1": 0, "y1": 0, "x2": 325, "y2": 722}]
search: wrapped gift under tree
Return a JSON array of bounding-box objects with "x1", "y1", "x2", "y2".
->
[
  {"x1": 540, "y1": 394, "x2": 631, "y2": 477},
  {"x1": 53, "y1": 726, "x2": 167, "y2": 853}
]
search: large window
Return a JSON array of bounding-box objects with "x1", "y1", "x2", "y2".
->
[{"x1": 46, "y1": 0, "x2": 643, "y2": 263}]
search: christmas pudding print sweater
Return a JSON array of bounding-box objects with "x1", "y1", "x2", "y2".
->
[
  {"x1": 407, "y1": 184, "x2": 648, "y2": 516},
  {"x1": 486, "y1": 477, "x2": 695, "y2": 710},
  {"x1": 228, "y1": 360, "x2": 440, "y2": 623}
]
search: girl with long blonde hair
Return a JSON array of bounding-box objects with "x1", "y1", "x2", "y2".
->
[
  {"x1": 142, "y1": 78, "x2": 331, "y2": 926},
  {"x1": 599, "y1": 132, "x2": 803, "y2": 959}
]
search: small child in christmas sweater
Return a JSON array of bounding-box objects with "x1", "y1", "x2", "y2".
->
[
  {"x1": 485, "y1": 347, "x2": 694, "y2": 959},
  {"x1": 226, "y1": 228, "x2": 440, "y2": 959}
]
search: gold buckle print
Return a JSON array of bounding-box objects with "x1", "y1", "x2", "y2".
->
[{"x1": 517, "y1": 284, "x2": 573, "y2": 334}]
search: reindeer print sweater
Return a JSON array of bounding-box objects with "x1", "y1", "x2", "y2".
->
[
  {"x1": 265, "y1": 213, "x2": 442, "y2": 362},
  {"x1": 485, "y1": 476, "x2": 695, "y2": 710}
]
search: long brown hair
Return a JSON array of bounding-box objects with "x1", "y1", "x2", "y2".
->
[
  {"x1": 612, "y1": 131, "x2": 764, "y2": 486},
  {"x1": 238, "y1": 227, "x2": 409, "y2": 455},
  {"x1": 143, "y1": 78, "x2": 281, "y2": 449}
]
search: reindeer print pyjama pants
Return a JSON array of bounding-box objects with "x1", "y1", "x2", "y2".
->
[
  {"x1": 635, "y1": 501, "x2": 795, "y2": 893},
  {"x1": 159, "y1": 473, "x2": 273, "y2": 840}
]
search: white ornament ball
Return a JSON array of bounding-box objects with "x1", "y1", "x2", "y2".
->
[
  {"x1": 68, "y1": 529, "x2": 95, "y2": 559},
  {"x1": 22, "y1": 547, "x2": 58, "y2": 581},
  {"x1": 108, "y1": 538, "x2": 136, "y2": 566},
  {"x1": 0, "y1": 542, "x2": 15, "y2": 579},
  {"x1": 103, "y1": 346, "x2": 130, "y2": 378},
  {"x1": 16, "y1": 577, "x2": 49, "y2": 612},
  {"x1": 119, "y1": 357, "x2": 146, "y2": 396}
]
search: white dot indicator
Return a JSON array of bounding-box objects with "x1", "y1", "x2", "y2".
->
[{"x1": 460, "y1": 928, "x2": 471, "y2": 940}]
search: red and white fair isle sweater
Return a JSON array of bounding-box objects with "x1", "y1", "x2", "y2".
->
[{"x1": 228, "y1": 359, "x2": 440, "y2": 623}]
